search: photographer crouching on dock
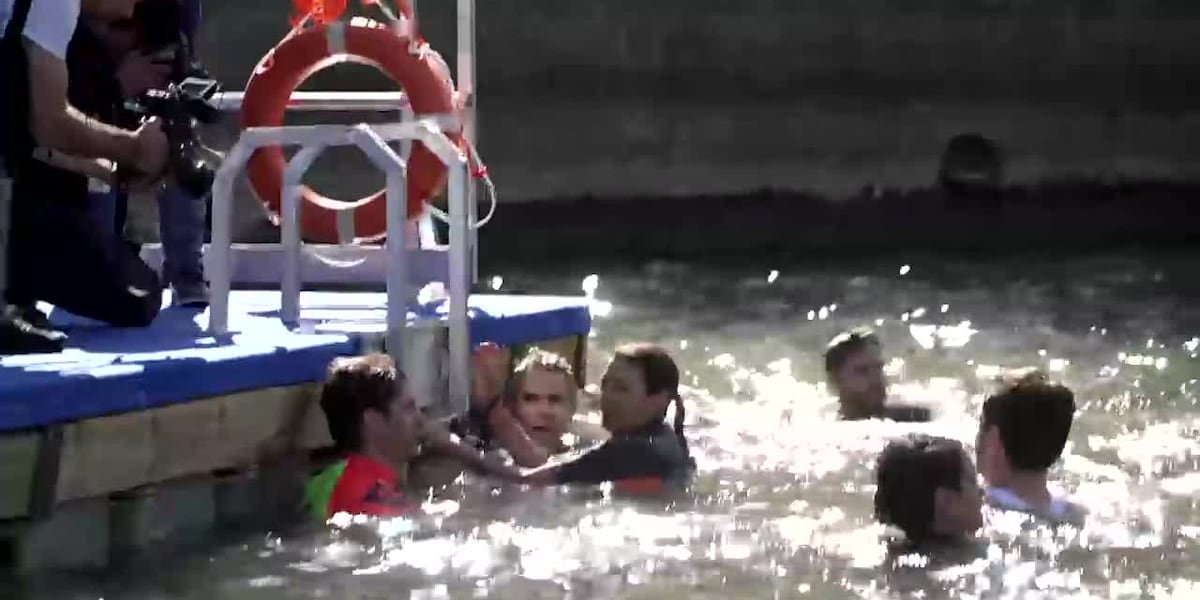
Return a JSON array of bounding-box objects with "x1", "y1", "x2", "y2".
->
[
  {"x1": 1, "y1": 0, "x2": 212, "y2": 354},
  {"x1": 90, "y1": 0, "x2": 213, "y2": 308}
]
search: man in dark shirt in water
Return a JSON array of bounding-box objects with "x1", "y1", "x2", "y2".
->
[
  {"x1": 825, "y1": 328, "x2": 931, "y2": 422},
  {"x1": 496, "y1": 343, "x2": 695, "y2": 493}
]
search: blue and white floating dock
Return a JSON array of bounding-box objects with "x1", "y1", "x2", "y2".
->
[{"x1": 0, "y1": 289, "x2": 591, "y2": 572}]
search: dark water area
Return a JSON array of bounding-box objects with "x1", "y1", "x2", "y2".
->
[
  {"x1": 11, "y1": 249, "x2": 1200, "y2": 598},
  {"x1": 471, "y1": 180, "x2": 1200, "y2": 262},
  {"x1": 183, "y1": 0, "x2": 1200, "y2": 237}
]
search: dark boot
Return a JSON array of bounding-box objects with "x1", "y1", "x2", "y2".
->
[
  {"x1": 14, "y1": 303, "x2": 53, "y2": 331},
  {"x1": 0, "y1": 305, "x2": 67, "y2": 355}
]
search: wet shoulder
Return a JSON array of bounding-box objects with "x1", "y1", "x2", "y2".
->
[
  {"x1": 326, "y1": 455, "x2": 416, "y2": 519},
  {"x1": 305, "y1": 459, "x2": 349, "y2": 522},
  {"x1": 985, "y1": 487, "x2": 1086, "y2": 526}
]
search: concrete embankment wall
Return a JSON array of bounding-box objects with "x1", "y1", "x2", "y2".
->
[{"x1": 187, "y1": 1, "x2": 1199, "y2": 251}]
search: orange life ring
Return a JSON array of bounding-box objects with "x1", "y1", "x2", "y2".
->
[{"x1": 241, "y1": 19, "x2": 460, "y2": 244}]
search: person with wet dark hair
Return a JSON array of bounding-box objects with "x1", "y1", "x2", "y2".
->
[
  {"x1": 495, "y1": 342, "x2": 695, "y2": 494},
  {"x1": 874, "y1": 433, "x2": 983, "y2": 546},
  {"x1": 824, "y1": 327, "x2": 930, "y2": 421},
  {"x1": 305, "y1": 354, "x2": 425, "y2": 521},
  {"x1": 977, "y1": 371, "x2": 1083, "y2": 522}
]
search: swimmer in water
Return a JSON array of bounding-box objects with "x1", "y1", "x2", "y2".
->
[
  {"x1": 976, "y1": 371, "x2": 1084, "y2": 523},
  {"x1": 448, "y1": 345, "x2": 581, "y2": 465},
  {"x1": 492, "y1": 343, "x2": 695, "y2": 492},
  {"x1": 304, "y1": 354, "x2": 425, "y2": 521},
  {"x1": 503, "y1": 347, "x2": 580, "y2": 455},
  {"x1": 824, "y1": 328, "x2": 931, "y2": 421},
  {"x1": 874, "y1": 433, "x2": 984, "y2": 548},
  {"x1": 408, "y1": 345, "x2": 585, "y2": 490}
]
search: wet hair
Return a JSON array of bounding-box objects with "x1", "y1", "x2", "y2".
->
[
  {"x1": 824, "y1": 327, "x2": 881, "y2": 374},
  {"x1": 319, "y1": 353, "x2": 405, "y2": 453},
  {"x1": 981, "y1": 376, "x2": 1075, "y2": 472},
  {"x1": 874, "y1": 434, "x2": 967, "y2": 542},
  {"x1": 614, "y1": 343, "x2": 688, "y2": 456},
  {"x1": 507, "y1": 347, "x2": 578, "y2": 409}
]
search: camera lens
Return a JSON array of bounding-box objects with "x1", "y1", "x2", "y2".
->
[{"x1": 175, "y1": 153, "x2": 214, "y2": 198}]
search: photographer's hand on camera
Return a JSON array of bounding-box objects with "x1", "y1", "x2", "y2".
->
[{"x1": 131, "y1": 116, "x2": 169, "y2": 179}]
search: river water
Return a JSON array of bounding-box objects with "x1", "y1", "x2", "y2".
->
[{"x1": 18, "y1": 250, "x2": 1200, "y2": 599}]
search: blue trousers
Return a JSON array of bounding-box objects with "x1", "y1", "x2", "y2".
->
[{"x1": 92, "y1": 182, "x2": 207, "y2": 288}]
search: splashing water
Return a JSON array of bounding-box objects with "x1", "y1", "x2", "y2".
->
[{"x1": 18, "y1": 251, "x2": 1200, "y2": 599}]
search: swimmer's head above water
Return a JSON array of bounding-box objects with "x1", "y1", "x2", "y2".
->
[
  {"x1": 506, "y1": 348, "x2": 578, "y2": 451},
  {"x1": 601, "y1": 343, "x2": 689, "y2": 450},
  {"x1": 976, "y1": 372, "x2": 1076, "y2": 512},
  {"x1": 320, "y1": 354, "x2": 424, "y2": 467},
  {"x1": 875, "y1": 434, "x2": 983, "y2": 545},
  {"x1": 825, "y1": 328, "x2": 889, "y2": 419}
]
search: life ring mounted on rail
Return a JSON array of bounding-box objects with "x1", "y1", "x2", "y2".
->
[{"x1": 240, "y1": 12, "x2": 464, "y2": 244}]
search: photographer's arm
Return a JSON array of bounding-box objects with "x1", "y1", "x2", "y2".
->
[
  {"x1": 25, "y1": 40, "x2": 163, "y2": 173},
  {"x1": 30, "y1": 149, "x2": 115, "y2": 183}
]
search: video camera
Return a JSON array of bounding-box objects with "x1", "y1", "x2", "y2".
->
[{"x1": 124, "y1": 77, "x2": 222, "y2": 198}]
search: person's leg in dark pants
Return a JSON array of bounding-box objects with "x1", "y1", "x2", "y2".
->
[
  {"x1": 0, "y1": 171, "x2": 66, "y2": 353},
  {"x1": 8, "y1": 182, "x2": 162, "y2": 328},
  {"x1": 157, "y1": 182, "x2": 208, "y2": 307}
]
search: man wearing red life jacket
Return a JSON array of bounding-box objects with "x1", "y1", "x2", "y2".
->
[{"x1": 305, "y1": 353, "x2": 425, "y2": 521}]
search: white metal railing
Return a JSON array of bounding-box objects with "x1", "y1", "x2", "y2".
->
[
  {"x1": 208, "y1": 120, "x2": 472, "y2": 409},
  {"x1": 212, "y1": 90, "x2": 408, "y2": 112},
  {"x1": 206, "y1": 0, "x2": 479, "y2": 413}
]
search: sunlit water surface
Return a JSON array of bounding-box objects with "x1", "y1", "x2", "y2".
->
[{"x1": 20, "y1": 252, "x2": 1200, "y2": 599}]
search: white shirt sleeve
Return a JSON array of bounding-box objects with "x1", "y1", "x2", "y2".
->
[{"x1": 21, "y1": 0, "x2": 80, "y2": 61}]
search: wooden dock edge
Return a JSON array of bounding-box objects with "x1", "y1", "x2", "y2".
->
[{"x1": 0, "y1": 333, "x2": 586, "y2": 575}]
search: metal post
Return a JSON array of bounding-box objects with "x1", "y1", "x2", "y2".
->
[
  {"x1": 384, "y1": 172, "x2": 407, "y2": 363},
  {"x1": 208, "y1": 141, "x2": 250, "y2": 335},
  {"x1": 211, "y1": 91, "x2": 411, "y2": 113},
  {"x1": 399, "y1": 105, "x2": 414, "y2": 171},
  {"x1": 446, "y1": 155, "x2": 471, "y2": 414},
  {"x1": 349, "y1": 125, "x2": 409, "y2": 367},
  {"x1": 457, "y1": 0, "x2": 479, "y2": 284},
  {"x1": 280, "y1": 145, "x2": 325, "y2": 325}
]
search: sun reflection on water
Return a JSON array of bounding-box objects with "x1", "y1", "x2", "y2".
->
[{"x1": 31, "y1": 254, "x2": 1200, "y2": 600}]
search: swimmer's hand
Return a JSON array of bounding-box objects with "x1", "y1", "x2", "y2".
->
[{"x1": 470, "y1": 342, "x2": 508, "y2": 411}]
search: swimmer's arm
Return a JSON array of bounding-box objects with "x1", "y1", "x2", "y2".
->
[
  {"x1": 485, "y1": 401, "x2": 551, "y2": 468},
  {"x1": 420, "y1": 422, "x2": 488, "y2": 469},
  {"x1": 514, "y1": 465, "x2": 559, "y2": 485},
  {"x1": 418, "y1": 420, "x2": 529, "y2": 482},
  {"x1": 514, "y1": 439, "x2": 654, "y2": 487}
]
